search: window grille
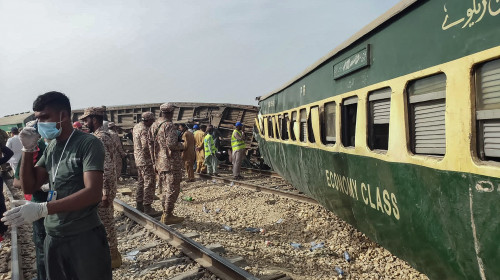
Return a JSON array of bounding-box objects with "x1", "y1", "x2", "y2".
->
[{"x1": 368, "y1": 87, "x2": 391, "y2": 150}]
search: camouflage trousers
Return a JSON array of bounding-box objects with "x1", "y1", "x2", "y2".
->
[
  {"x1": 116, "y1": 158, "x2": 122, "y2": 180},
  {"x1": 159, "y1": 170, "x2": 182, "y2": 215},
  {"x1": 137, "y1": 165, "x2": 155, "y2": 205},
  {"x1": 98, "y1": 192, "x2": 118, "y2": 251}
]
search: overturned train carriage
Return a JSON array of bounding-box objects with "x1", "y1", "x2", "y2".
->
[
  {"x1": 256, "y1": 0, "x2": 500, "y2": 279},
  {"x1": 72, "y1": 102, "x2": 259, "y2": 175}
]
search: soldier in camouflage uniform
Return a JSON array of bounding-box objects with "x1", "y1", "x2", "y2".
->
[
  {"x1": 108, "y1": 122, "x2": 126, "y2": 180},
  {"x1": 80, "y1": 106, "x2": 122, "y2": 268},
  {"x1": 150, "y1": 103, "x2": 184, "y2": 225},
  {"x1": 133, "y1": 112, "x2": 161, "y2": 216}
]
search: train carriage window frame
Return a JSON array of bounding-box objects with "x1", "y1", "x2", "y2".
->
[
  {"x1": 368, "y1": 87, "x2": 391, "y2": 152},
  {"x1": 407, "y1": 73, "x2": 447, "y2": 156},
  {"x1": 341, "y1": 96, "x2": 358, "y2": 148},
  {"x1": 282, "y1": 113, "x2": 289, "y2": 140},
  {"x1": 475, "y1": 58, "x2": 500, "y2": 162},
  {"x1": 267, "y1": 116, "x2": 274, "y2": 139},
  {"x1": 290, "y1": 111, "x2": 298, "y2": 141},
  {"x1": 299, "y1": 108, "x2": 307, "y2": 143},
  {"x1": 274, "y1": 115, "x2": 281, "y2": 139},
  {"x1": 308, "y1": 106, "x2": 317, "y2": 143},
  {"x1": 322, "y1": 101, "x2": 336, "y2": 146}
]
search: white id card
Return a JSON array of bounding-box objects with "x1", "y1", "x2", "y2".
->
[{"x1": 47, "y1": 190, "x2": 58, "y2": 202}]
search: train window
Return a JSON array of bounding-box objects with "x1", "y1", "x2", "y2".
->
[
  {"x1": 308, "y1": 106, "x2": 317, "y2": 143},
  {"x1": 267, "y1": 117, "x2": 274, "y2": 138},
  {"x1": 291, "y1": 111, "x2": 297, "y2": 141},
  {"x1": 342, "y1": 96, "x2": 358, "y2": 147},
  {"x1": 407, "y1": 73, "x2": 446, "y2": 156},
  {"x1": 368, "y1": 87, "x2": 391, "y2": 151},
  {"x1": 275, "y1": 115, "x2": 281, "y2": 139},
  {"x1": 282, "y1": 113, "x2": 289, "y2": 140},
  {"x1": 475, "y1": 58, "x2": 500, "y2": 161},
  {"x1": 299, "y1": 109, "x2": 307, "y2": 143},
  {"x1": 322, "y1": 102, "x2": 336, "y2": 145},
  {"x1": 259, "y1": 117, "x2": 264, "y2": 136}
]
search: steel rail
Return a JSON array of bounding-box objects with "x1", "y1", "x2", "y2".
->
[
  {"x1": 4, "y1": 182, "x2": 23, "y2": 280},
  {"x1": 113, "y1": 198, "x2": 259, "y2": 280},
  {"x1": 196, "y1": 173, "x2": 319, "y2": 206}
]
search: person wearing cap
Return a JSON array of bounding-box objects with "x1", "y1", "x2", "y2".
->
[
  {"x1": 204, "y1": 125, "x2": 219, "y2": 176},
  {"x1": 107, "y1": 121, "x2": 127, "y2": 180},
  {"x1": 194, "y1": 124, "x2": 207, "y2": 174},
  {"x1": 231, "y1": 122, "x2": 246, "y2": 179},
  {"x1": 178, "y1": 123, "x2": 195, "y2": 182},
  {"x1": 80, "y1": 106, "x2": 122, "y2": 268},
  {"x1": 133, "y1": 112, "x2": 161, "y2": 216},
  {"x1": 150, "y1": 103, "x2": 185, "y2": 225},
  {"x1": 6, "y1": 126, "x2": 23, "y2": 173},
  {"x1": 2, "y1": 91, "x2": 112, "y2": 279}
]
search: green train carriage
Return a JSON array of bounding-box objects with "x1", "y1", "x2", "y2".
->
[{"x1": 255, "y1": 0, "x2": 500, "y2": 279}]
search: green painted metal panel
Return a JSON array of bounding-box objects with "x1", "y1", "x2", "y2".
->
[
  {"x1": 260, "y1": 0, "x2": 500, "y2": 114},
  {"x1": 257, "y1": 135, "x2": 500, "y2": 279}
]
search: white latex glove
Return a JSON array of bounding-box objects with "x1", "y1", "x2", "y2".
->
[
  {"x1": 1, "y1": 200, "x2": 48, "y2": 227},
  {"x1": 41, "y1": 183, "x2": 50, "y2": 192},
  {"x1": 19, "y1": 127, "x2": 39, "y2": 152}
]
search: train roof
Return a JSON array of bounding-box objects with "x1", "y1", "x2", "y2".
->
[
  {"x1": 0, "y1": 112, "x2": 34, "y2": 126},
  {"x1": 257, "y1": 0, "x2": 419, "y2": 102}
]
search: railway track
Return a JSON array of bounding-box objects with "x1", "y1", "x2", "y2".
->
[
  {"x1": 2, "y1": 181, "x2": 23, "y2": 280},
  {"x1": 114, "y1": 198, "x2": 261, "y2": 280},
  {"x1": 197, "y1": 165, "x2": 319, "y2": 206}
]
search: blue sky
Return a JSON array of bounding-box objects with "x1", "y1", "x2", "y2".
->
[{"x1": 0, "y1": 0, "x2": 400, "y2": 115}]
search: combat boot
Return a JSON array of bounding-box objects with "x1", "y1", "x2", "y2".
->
[
  {"x1": 111, "y1": 247, "x2": 122, "y2": 269},
  {"x1": 160, "y1": 213, "x2": 184, "y2": 225},
  {"x1": 144, "y1": 204, "x2": 162, "y2": 217},
  {"x1": 136, "y1": 202, "x2": 144, "y2": 212}
]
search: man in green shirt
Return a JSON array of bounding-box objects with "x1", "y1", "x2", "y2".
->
[{"x1": 1, "y1": 91, "x2": 112, "y2": 279}]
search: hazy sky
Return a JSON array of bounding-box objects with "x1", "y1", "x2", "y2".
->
[{"x1": 0, "y1": 0, "x2": 400, "y2": 116}]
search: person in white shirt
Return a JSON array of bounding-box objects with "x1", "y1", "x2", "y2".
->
[{"x1": 6, "y1": 127, "x2": 23, "y2": 173}]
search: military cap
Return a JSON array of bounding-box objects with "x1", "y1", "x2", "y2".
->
[
  {"x1": 141, "y1": 112, "x2": 155, "y2": 121},
  {"x1": 160, "y1": 103, "x2": 175, "y2": 112},
  {"x1": 108, "y1": 122, "x2": 116, "y2": 128},
  {"x1": 79, "y1": 106, "x2": 106, "y2": 120}
]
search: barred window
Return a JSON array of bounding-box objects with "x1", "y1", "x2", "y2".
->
[
  {"x1": 407, "y1": 73, "x2": 446, "y2": 156},
  {"x1": 322, "y1": 102, "x2": 336, "y2": 145},
  {"x1": 299, "y1": 109, "x2": 307, "y2": 143},
  {"x1": 368, "y1": 87, "x2": 391, "y2": 151},
  {"x1": 290, "y1": 111, "x2": 297, "y2": 141},
  {"x1": 267, "y1": 117, "x2": 274, "y2": 138},
  {"x1": 342, "y1": 96, "x2": 358, "y2": 147},
  {"x1": 282, "y1": 113, "x2": 289, "y2": 140},
  {"x1": 476, "y1": 58, "x2": 500, "y2": 161}
]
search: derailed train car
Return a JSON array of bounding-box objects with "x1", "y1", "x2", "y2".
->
[
  {"x1": 72, "y1": 102, "x2": 260, "y2": 175},
  {"x1": 256, "y1": 0, "x2": 500, "y2": 279}
]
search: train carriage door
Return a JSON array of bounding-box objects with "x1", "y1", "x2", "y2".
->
[
  {"x1": 407, "y1": 73, "x2": 446, "y2": 156},
  {"x1": 322, "y1": 102, "x2": 336, "y2": 145},
  {"x1": 299, "y1": 109, "x2": 307, "y2": 143},
  {"x1": 368, "y1": 87, "x2": 391, "y2": 151},
  {"x1": 342, "y1": 96, "x2": 358, "y2": 147},
  {"x1": 475, "y1": 58, "x2": 500, "y2": 161}
]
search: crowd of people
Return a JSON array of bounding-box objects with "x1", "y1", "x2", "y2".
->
[{"x1": 0, "y1": 91, "x2": 247, "y2": 280}]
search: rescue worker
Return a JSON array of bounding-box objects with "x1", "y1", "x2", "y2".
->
[
  {"x1": 178, "y1": 123, "x2": 195, "y2": 182},
  {"x1": 2, "y1": 91, "x2": 112, "y2": 279},
  {"x1": 150, "y1": 103, "x2": 184, "y2": 225},
  {"x1": 108, "y1": 122, "x2": 126, "y2": 180},
  {"x1": 204, "y1": 125, "x2": 219, "y2": 176},
  {"x1": 80, "y1": 106, "x2": 122, "y2": 268},
  {"x1": 194, "y1": 124, "x2": 207, "y2": 174},
  {"x1": 231, "y1": 122, "x2": 246, "y2": 179},
  {"x1": 133, "y1": 112, "x2": 161, "y2": 215}
]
